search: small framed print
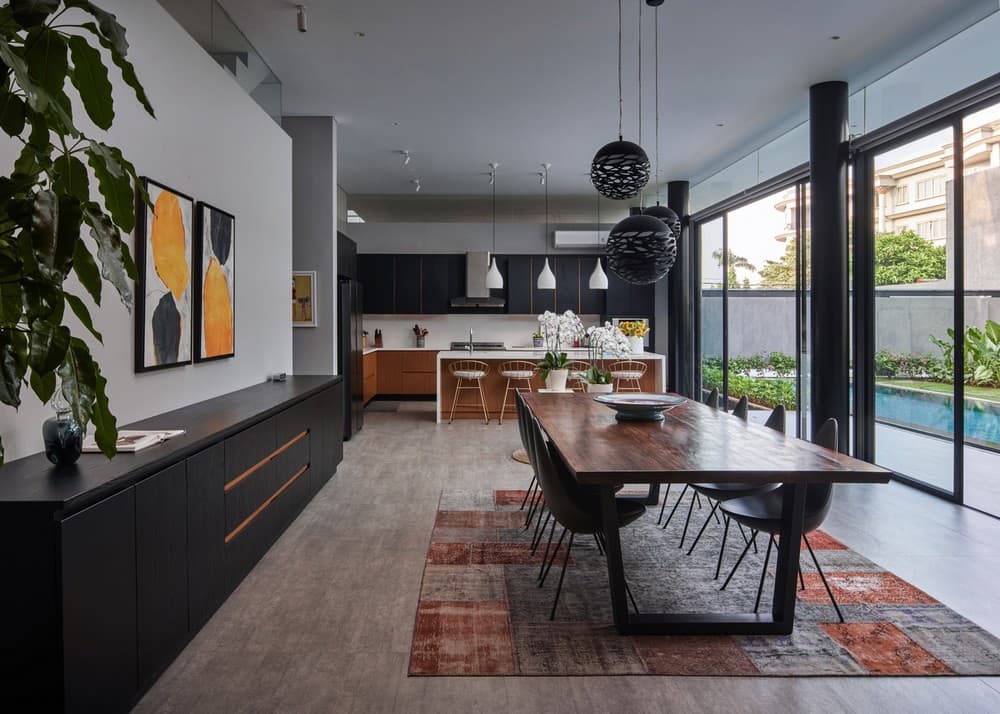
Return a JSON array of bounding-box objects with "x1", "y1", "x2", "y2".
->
[{"x1": 292, "y1": 271, "x2": 317, "y2": 327}]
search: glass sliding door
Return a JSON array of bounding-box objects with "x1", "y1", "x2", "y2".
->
[
  {"x1": 870, "y1": 126, "x2": 957, "y2": 495},
  {"x1": 961, "y1": 100, "x2": 1000, "y2": 517},
  {"x1": 699, "y1": 217, "x2": 725, "y2": 407}
]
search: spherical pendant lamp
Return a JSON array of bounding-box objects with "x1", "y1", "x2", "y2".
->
[
  {"x1": 643, "y1": 203, "x2": 681, "y2": 242},
  {"x1": 591, "y1": 140, "x2": 650, "y2": 201},
  {"x1": 606, "y1": 213, "x2": 676, "y2": 285}
]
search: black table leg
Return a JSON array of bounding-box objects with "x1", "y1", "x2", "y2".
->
[
  {"x1": 598, "y1": 486, "x2": 629, "y2": 630},
  {"x1": 771, "y1": 483, "x2": 807, "y2": 632},
  {"x1": 619, "y1": 483, "x2": 660, "y2": 506}
]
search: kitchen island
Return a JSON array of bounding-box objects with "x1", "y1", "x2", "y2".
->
[{"x1": 435, "y1": 349, "x2": 667, "y2": 423}]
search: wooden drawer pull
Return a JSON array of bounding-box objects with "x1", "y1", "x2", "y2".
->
[
  {"x1": 224, "y1": 430, "x2": 308, "y2": 492},
  {"x1": 225, "y1": 463, "x2": 309, "y2": 544}
]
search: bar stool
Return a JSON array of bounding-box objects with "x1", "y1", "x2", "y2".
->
[
  {"x1": 566, "y1": 361, "x2": 591, "y2": 392},
  {"x1": 448, "y1": 360, "x2": 491, "y2": 424},
  {"x1": 608, "y1": 360, "x2": 646, "y2": 392},
  {"x1": 498, "y1": 360, "x2": 537, "y2": 425}
]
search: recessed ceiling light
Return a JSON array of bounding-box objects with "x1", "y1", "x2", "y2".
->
[
  {"x1": 392, "y1": 121, "x2": 400, "y2": 127},
  {"x1": 715, "y1": 122, "x2": 725, "y2": 127},
  {"x1": 354, "y1": 31, "x2": 366, "y2": 38},
  {"x1": 830, "y1": 35, "x2": 841, "y2": 40}
]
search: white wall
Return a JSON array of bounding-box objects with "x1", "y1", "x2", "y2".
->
[
  {"x1": 0, "y1": 0, "x2": 293, "y2": 461},
  {"x1": 363, "y1": 314, "x2": 601, "y2": 350}
]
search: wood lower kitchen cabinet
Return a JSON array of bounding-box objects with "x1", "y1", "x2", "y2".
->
[
  {"x1": 363, "y1": 351, "x2": 377, "y2": 403},
  {"x1": 374, "y1": 350, "x2": 438, "y2": 396},
  {"x1": 377, "y1": 350, "x2": 403, "y2": 393},
  {"x1": 0, "y1": 377, "x2": 343, "y2": 712}
]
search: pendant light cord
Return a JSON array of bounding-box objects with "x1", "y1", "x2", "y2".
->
[
  {"x1": 492, "y1": 167, "x2": 496, "y2": 254},
  {"x1": 544, "y1": 165, "x2": 549, "y2": 258},
  {"x1": 617, "y1": 0, "x2": 623, "y2": 140},
  {"x1": 654, "y1": 6, "x2": 660, "y2": 205},
  {"x1": 637, "y1": 0, "x2": 643, "y2": 205}
]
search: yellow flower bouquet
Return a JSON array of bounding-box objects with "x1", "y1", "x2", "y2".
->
[{"x1": 617, "y1": 320, "x2": 650, "y2": 338}]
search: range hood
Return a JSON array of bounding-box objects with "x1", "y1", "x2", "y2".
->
[{"x1": 450, "y1": 251, "x2": 506, "y2": 309}]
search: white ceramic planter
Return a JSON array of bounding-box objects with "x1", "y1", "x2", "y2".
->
[
  {"x1": 628, "y1": 336, "x2": 645, "y2": 354},
  {"x1": 586, "y1": 382, "x2": 614, "y2": 394},
  {"x1": 545, "y1": 369, "x2": 569, "y2": 391}
]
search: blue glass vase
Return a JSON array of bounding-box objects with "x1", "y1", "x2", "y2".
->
[{"x1": 42, "y1": 408, "x2": 84, "y2": 466}]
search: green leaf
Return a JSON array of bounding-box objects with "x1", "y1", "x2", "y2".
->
[
  {"x1": 21, "y1": 274, "x2": 64, "y2": 322},
  {"x1": 81, "y1": 22, "x2": 154, "y2": 117},
  {"x1": 0, "y1": 280, "x2": 22, "y2": 326},
  {"x1": 30, "y1": 188, "x2": 58, "y2": 270},
  {"x1": 82, "y1": 204, "x2": 132, "y2": 307},
  {"x1": 0, "y1": 37, "x2": 75, "y2": 132},
  {"x1": 0, "y1": 329, "x2": 25, "y2": 408},
  {"x1": 58, "y1": 336, "x2": 97, "y2": 435},
  {"x1": 64, "y1": 291, "x2": 102, "y2": 343},
  {"x1": 29, "y1": 366, "x2": 55, "y2": 403},
  {"x1": 91, "y1": 368, "x2": 117, "y2": 458},
  {"x1": 67, "y1": 34, "x2": 114, "y2": 130},
  {"x1": 52, "y1": 155, "x2": 90, "y2": 203},
  {"x1": 24, "y1": 27, "x2": 68, "y2": 95},
  {"x1": 10, "y1": 0, "x2": 60, "y2": 29},
  {"x1": 55, "y1": 194, "x2": 83, "y2": 276},
  {"x1": 86, "y1": 141, "x2": 134, "y2": 232},
  {"x1": 71, "y1": 236, "x2": 101, "y2": 306},
  {"x1": 66, "y1": 2, "x2": 129, "y2": 57},
  {"x1": 0, "y1": 89, "x2": 26, "y2": 136},
  {"x1": 28, "y1": 318, "x2": 70, "y2": 373}
]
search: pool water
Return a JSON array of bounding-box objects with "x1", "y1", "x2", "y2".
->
[{"x1": 876, "y1": 384, "x2": 1000, "y2": 449}]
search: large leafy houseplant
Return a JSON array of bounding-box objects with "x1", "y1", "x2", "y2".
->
[{"x1": 0, "y1": 1, "x2": 154, "y2": 464}]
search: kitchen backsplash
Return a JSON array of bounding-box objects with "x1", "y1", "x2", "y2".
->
[{"x1": 363, "y1": 314, "x2": 602, "y2": 349}]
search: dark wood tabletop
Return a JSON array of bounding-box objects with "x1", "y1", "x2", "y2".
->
[{"x1": 521, "y1": 392, "x2": 890, "y2": 486}]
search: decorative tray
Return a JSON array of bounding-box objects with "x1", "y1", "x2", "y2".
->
[{"x1": 593, "y1": 393, "x2": 686, "y2": 421}]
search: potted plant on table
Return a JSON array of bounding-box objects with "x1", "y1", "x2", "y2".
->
[
  {"x1": 536, "y1": 310, "x2": 583, "y2": 391},
  {"x1": 583, "y1": 323, "x2": 632, "y2": 393},
  {"x1": 531, "y1": 330, "x2": 544, "y2": 348},
  {"x1": 618, "y1": 320, "x2": 650, "y2": 354}
]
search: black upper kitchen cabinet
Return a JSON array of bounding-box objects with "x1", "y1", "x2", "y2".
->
[
  {"x1": 580, "y1": 256, "x2": 607, "y2": 315},
  {"x1": 136, "y1": 462, "x2": 189, "y2": 690},
  {"x1": 358, "y1": 254, "x2": 394, "y2": 314},
  {"x1": 505, "y1": 256, "x2": 533, "y2": 314},
  {"x1": 421, "y1": 254, "x2": 463, "y2": 314},
  {"x1": 62, "y1": 487, "x2": 137, "y2": 714},
  {"x1": 394, "y1": 255, "x2": 421, "y2": 312},
  {"x1": 555, "y1": 257, "x2": 580, "y2": 313}
]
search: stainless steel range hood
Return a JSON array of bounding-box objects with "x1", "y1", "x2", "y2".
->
[{"x1": 450, "y1": 251, "x2": 506, "y2": 309}]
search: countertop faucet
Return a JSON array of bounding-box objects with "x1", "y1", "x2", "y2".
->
[{"x1": 468, "y1": 328, "x2": 474, "y2": 354}]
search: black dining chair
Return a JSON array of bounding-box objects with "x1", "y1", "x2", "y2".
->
[
  {"x1": 514, "y1": 392, "x2": 540, "y2": 517},
  {"x1": 719, "y1": 418, "x2": 844, "y2": 623},
  {"x1": 685, "y1": 405, "x2": 786, "y2": 578},
  {"x1": 731, "y1": 395, "x2": 749, "y2": 420},
  {"x1": 656, "y1": 388, "x2": 719, "y2": 526},
  {"x1": 527, "y1": 414, "x2": 646, "y2": 620}
]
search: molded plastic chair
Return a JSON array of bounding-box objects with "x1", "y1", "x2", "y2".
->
[
  {"x1": 719, "y1": 418, "x2": 845, "y2": 622},
  {"x1": 656, "y1": 387, "x2": 722, "y2": 526},
  {"x1": 731, "y1": 395, "x2": 749, "y2": 420},
  {"x1": 527, "y1": 414, "x2": 645, "y2": 619}
]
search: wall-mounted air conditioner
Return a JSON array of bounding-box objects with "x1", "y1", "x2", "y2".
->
[{"x1": 553, "y1": 230, "x2": 603, "y2": 248}]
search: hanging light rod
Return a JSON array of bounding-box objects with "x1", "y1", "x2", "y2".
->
[
  {"x1": 397, "y1": 149, "x2": 411, "y2": 165},
  {"x1": 488, "y1": 162, "x2": 498, "y2": 185},
  {"x1": 296, "y1": 5, "x2": 308, "y2": 33},
  {"x1": 411, "y1": 179, "x2": 421, "y2": 192}
]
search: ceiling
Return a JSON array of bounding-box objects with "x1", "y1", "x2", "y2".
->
[{"x1": 214, "y1": 0, "x2": 995, "y2": 195}]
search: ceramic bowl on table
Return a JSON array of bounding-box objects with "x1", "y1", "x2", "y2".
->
[{"x1": 593, "y1": 393, "x2": 687, "y2": 422}]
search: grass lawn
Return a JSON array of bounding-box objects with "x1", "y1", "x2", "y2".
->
[{"x1": 879, "y1": 379, "x2": 1000, "y2": 403}]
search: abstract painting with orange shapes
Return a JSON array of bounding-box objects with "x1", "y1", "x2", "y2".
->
[
  {"x1": 194, "y1": 203, "x2": 235, "y2": 362},
  {"x1": 135, "y1": 178, "x2": 194, "y2": 372}
]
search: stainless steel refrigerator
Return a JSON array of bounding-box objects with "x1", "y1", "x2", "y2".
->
[{"x1": 338, "y1": 276, "x2": 364, "y2": 440}]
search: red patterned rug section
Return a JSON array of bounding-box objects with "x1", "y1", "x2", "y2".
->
[
  {"x1": 427, "y1": 542, "x2": 573, "y2": 566},
  {"x1": 820, "y1": 623, "x2": 955, "y2": 675},
  {"x1": 410, "y1": 601, "x2": 516, "y2": 675},
  {"x1": 798, "y1": 571, "x2": 939, "y2": 606},
  {"x1": 494, "y1": 490, "x2": 531, "y2": 507},
  {"x1": 635, "y1": 636, "x2": 761, "y2": 675}
]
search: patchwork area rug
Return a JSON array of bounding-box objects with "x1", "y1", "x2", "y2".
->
[{"x1": 409, "y1": 488, "x2": 1000, "y2": 677}]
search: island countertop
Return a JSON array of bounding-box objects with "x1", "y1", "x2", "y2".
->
[{"x1": 436, "y1": 349, "x2": 666, "y2": 360}]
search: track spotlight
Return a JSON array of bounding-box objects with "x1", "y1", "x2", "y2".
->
[{"x1": 296, "y1": 5, "x2": 307, "y2": 33}]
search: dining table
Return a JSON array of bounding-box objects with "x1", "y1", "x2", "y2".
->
[{"x1": 521, "y1": 391, "x2": 891, "y2": 636}]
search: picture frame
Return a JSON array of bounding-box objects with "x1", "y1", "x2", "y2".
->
[
  {"x1": 193, "y1": 202, "x2": 236, "y2": 362},
  {"x1": 292, "y1": 271, "x2": 317, "y2": 327},
  {"x1": 134, "y1": 178, "x2": 195, "y2": 372}
]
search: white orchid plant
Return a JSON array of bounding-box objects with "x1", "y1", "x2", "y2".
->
[
  {"x1": 583, "y1": 323, "x2": 633, "y2": 384},
  {"x1": 536, "y1": 310, "x2": 585, "y2": 379}
]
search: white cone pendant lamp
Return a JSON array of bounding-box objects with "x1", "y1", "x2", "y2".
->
[
  {"x1": 485, "y1": 163, "x2": 504, "y2": 290},
  {"x1": 537, "y1": 163, "x2": 556, "y2": 290},
  {"x1": 588, "y1": 258, "x2": 608, "y2": 290}
]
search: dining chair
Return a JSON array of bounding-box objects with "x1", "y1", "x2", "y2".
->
[
  {"x1": 732, "y1": 395, "x2": 749, "y2": 420},
  {"x1": 565, "y1": 361, "x2": 591, "y2": 392},
  {"x1": 527, "y1": 414, "x2": 645, "y2": 620},
  {"x1": 498, "y1": 360, "x2": 537, "y2": 424},
  {"x1": 656, "y1": 388, "x2": 720, "y2": 526},
  {"x1": 448, "y1": 360, "x2": 491, "y2": 424},
  {"x1": 514, "y1": 392, "x2": 538, "y2": 512},
  {"x1": 608, "y1": 360, "x2": 646, "y2": 392},
  {"x1": 719, "y1": 418, "x2": 845, "y2": 623},
  {"x1": 685, "y1": 405, "x2": 786, "y2": 578}
]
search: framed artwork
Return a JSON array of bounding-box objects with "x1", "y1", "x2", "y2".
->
[
  {"x1": 292, "y1": 271, "x2": 317, "y2": 327},
  {"x1": 134, "y1": 178, "x2": 195, "y2": 372},
  {"x1": 193, "y1": 202, "x2": 236, "y2": 362}
]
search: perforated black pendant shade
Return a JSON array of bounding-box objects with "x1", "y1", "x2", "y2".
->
[
  {"x1": 642, "y1": 203, "x2": 681, "y2": 242},
  {"x1": 606, "y1": 213, "x2": 677, "y2": 285},
  {"x1": 590, "y1": 139, "x2": 650, "y2": 200}
]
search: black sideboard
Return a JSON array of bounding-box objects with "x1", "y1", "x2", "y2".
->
[{"x1": 0, "y1": 376, "x2": 344, "y2": 712}]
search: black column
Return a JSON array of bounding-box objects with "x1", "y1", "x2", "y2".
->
[
  {"x1": 809, "y1": 81, "x2": 850, "y2": 449},
  {"x1": 666, "y1": 180, "x2": 693, "y2": 397}
]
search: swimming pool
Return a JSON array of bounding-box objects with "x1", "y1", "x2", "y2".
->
[{"x1": 876, "y1": 383, "x2": 1000, "y2": 449}]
